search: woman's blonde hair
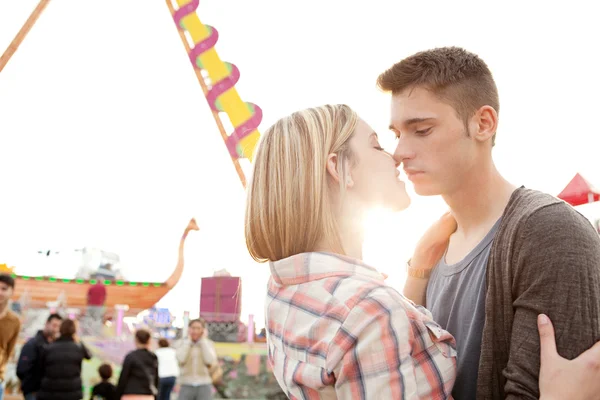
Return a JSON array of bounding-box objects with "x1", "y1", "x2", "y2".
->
[{"x1": 245, "y1": 104, "x2": 359, "y2": 262}]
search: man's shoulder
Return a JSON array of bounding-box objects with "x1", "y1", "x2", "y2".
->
[
  {"x1": 508, "y1": 187, "x2": 562, "y2": 212},
  {"x1": 497, "y1": 187, "x2": 600, "y2": 258},
  {"x1": 4, "y1": 309, "x2": 21, "y2": 330},
  {"x1": 504, "y1": 187, "x2": 590, "y2": 229},
  {"x1": 24, "y1": 334, "x2": 41, "y2": 348}
]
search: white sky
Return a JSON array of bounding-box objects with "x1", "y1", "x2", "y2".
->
[{"x1": 1, "y1": 0, "x2": 599, "y2": 328}]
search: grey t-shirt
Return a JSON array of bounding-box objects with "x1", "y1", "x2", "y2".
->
[{"x1": 426, "y1": 218, "x2": 501, "y2": 400}]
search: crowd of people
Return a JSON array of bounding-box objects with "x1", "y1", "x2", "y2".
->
[
  {"x1": 83, "y1": 318, "x2": 218, "y2": 400},
  {"x1": 0, "y1": 276, "x2": 219, "y2": 400}
]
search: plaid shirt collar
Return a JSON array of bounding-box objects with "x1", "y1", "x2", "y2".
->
[{"x1": 269, "y1": 251, "x2": 385, "y2": 286}]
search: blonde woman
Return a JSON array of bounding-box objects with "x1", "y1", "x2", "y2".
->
[{"x1": 244, "y1": 104, "x2": 600, "y2": 399}]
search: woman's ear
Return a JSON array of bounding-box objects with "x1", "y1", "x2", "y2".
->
[
  {"x1": 326, "y1": 153, "x2": 341, "y2": 183},
  {"x1": 326, "y1": 153, "x2": 354, "y2": 188}
]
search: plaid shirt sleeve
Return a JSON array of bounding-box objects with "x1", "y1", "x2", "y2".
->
[{"x1": 328, "y1": 295, "x2": 420, "y2": 399}]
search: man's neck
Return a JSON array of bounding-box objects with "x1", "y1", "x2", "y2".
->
[
  {"x1": 0, "y1": 301, "x2": 8, "y2": 315},
  {"x1": 443, "y1": 164, "x2": 517, "y2": 238}
]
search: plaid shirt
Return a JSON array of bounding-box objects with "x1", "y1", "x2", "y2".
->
[{"x1": 265, "y1": 252, "x2": 457, "y2": 399}]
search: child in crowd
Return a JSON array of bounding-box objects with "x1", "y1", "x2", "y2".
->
[{"x1": 91, "y1": 363, "x2": 117, "y2": 400}]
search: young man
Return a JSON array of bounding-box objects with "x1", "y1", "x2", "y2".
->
[
  {"x1": 377, "y1": 47, "x2": 600, "y2": 399},
  {"x1": 0, "y1": 274, "x2": 21, "y2": 400},
  {"x1": 16, "y1": 313, "x2": 63, "y2": 400}
]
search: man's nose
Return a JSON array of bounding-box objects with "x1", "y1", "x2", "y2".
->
[{"x1": 393, "y1": 141, "x2": 415, "y2": 164}]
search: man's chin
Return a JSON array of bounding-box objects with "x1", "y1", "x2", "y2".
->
[{"x1": 413, "y1": 184, "x2": 441, "y2": 197}]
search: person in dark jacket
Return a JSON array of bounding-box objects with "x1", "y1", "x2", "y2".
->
[
  {"x1": 37, "y1": 318, "x2": 91, "y2": 400},
  {"x1": 116, "y1": 329, "x2": 159, "y2": 400},
  {"x1": 16, "y1": 313, "x2": 62, "y2": 400}
]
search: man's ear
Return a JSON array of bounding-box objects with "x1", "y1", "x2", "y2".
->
[
  {"x1": 472, "y1": 105, "x2": 498, "y2": 143},
  {"x1": 326, "y1": 153, "x2": 354, "y2": 187}
]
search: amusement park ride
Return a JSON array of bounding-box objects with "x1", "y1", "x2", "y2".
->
[
  {"x1": 2, "y1": 0, "x2": 262, "y2": 315},
  {"x1": 1, "y1": 2, "x2": 280, "y2": 397}
]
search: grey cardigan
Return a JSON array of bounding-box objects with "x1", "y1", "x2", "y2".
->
[{"x1": 477, "y1": 187, "x2": 600, "y2": 399}]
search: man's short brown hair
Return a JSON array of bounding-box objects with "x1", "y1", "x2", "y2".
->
[
  {"x1": 0, "y1": 273, "x2": 15, "y2": 289},
  {"x1": 135, "y1": 329, "x2": 151, "y2": 345},
  {"x1": 377, "y1": 47, "x2": 499, "y2": 145}
]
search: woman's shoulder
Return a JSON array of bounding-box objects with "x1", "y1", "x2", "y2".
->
[
  {"x1": 155, "y1": 346, "x2": 174, "y2": 352},
  {"x1": 352, "y1": 284, "x2": 432, "y2": 322},
  {"x1": 155, "y1": 347, "x2": 176, "y2": 355}
]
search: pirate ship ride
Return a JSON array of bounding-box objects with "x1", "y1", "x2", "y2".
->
[{"x1": 9, "y1": 218, "x2": 199, "y2": 314}]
